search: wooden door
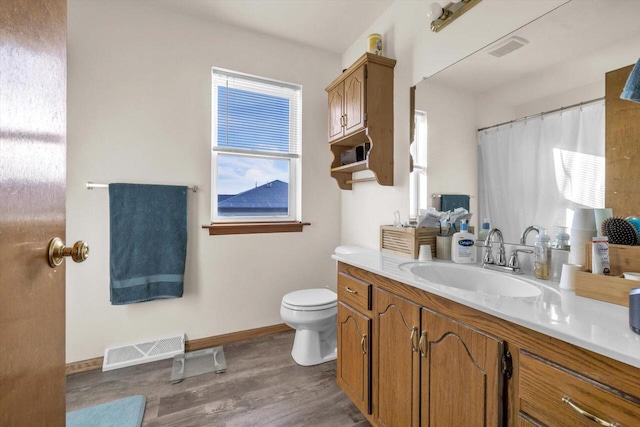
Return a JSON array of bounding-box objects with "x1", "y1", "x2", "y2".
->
[
  {"x1": 420, "y1": 308, "x2": 504, "y2": 427},
  {"x1": 337, "y1": 302, "x2": 371, "y2": 415},
  {"x1": 344, "y1": 65, "x2": 366, "y2": 137},
  {"x1": 373, "y1": 288, "x2": 421, "y2": 427},
  {"x1": 328, "y1": 83, "x2": 344, "y2": 142},
  {"x1": 0, "y1": 0, "x2": 67, "y2": 425}
]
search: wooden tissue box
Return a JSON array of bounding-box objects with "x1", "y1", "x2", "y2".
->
[
  {"x1": 574, "y1": 243, "x2": 640, "y2": 306},
  {"x1": 380, "y1": 226, "x2": 438, "y2": 259}
]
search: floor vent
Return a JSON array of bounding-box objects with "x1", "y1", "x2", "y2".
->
[{"x1": 103, "y1": 333, "x2": 185, "y2": 371}]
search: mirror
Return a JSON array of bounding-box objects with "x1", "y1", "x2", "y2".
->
[{"x1": 412, "y1": 0, "x2": 640, "y2": 243}]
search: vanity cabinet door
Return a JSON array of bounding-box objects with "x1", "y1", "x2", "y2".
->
[
  {"x1": 373, "y1": 287, "x2": 421, "y2": 427},
  {"x1": 420, "y1": 308, "x2": 504, "y2": 427},
  {"x1": 337, "y1": 302, "x2": 371, "y2": 415}
]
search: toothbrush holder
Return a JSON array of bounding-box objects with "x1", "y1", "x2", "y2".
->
[{"x1": 436, "y1": 235, "x2": 452, "y2": 260}]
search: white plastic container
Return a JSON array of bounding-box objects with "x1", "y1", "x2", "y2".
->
[
  {"x1": 478, "y1": 218, "x2": 490, "y2": 241},
  {"x1": 534, "y1": 227, "x2": 551, "y2": 280},
  {"x1": 451, "y1": 220, "x2": 476, "y2": 264}
]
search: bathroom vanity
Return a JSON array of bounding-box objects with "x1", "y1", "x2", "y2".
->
[{"x1": 334, "y1": 249, "x2": 640, "y2": 426}]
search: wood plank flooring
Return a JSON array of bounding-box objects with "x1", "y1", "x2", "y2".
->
[{"x1": 67, "y1": 331, "x2": 370, "y2": 426}]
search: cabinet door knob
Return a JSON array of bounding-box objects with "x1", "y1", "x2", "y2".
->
[
  {"x1": 345, "y1": 286, "x2": 357, "y2": 294},
  {"x1": 360, "y1": 335, "x2": 367, "y2": 355},
  {"x1": 562, "y1": 396, "x2": 621, "y2": 427}
]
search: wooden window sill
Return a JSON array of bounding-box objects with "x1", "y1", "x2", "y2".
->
[{"x1": 202, "y1": 221, "x2": 310, "y2": 236}]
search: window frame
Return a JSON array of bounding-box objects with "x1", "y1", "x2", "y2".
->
[
  {"x1": 210, "y1": 67, "x2": 302, "y2": 225},
  {"x1": 410, "y1": 110, "x2": 428, "y2": 220}
]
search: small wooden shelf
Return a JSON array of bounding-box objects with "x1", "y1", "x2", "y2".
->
[{"x1": 331, "y1": 160, "x2": 368, "y2": 174}]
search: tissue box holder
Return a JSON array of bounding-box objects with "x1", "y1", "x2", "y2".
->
[{"x1": 380, "y1": 226, "x2": 438, "y2": 259}]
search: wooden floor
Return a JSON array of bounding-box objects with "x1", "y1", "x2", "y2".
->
[{"x1": 67, "y1": 331, "x2": 370, "y2": 426}]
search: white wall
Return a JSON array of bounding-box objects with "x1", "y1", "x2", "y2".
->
[
  {"x1": 416, "y1": 83, "x2": 478, "y2": 226},
  {"x1": 66, "y1": 1, "x2": 342, "y2": 362},
  {"x1": 338, "y1": 0, "x2": 566, "y2": 248}
]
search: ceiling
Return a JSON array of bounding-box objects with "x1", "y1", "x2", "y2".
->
[{"x1": 154, "y1": 0, "x2": 395, "y2": 55}]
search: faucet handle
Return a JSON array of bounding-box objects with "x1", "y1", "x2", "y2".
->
[
  {"x1": 508, "y1": 249, "x2": 533, "y2": 269},
  {"x1": 483, "y1": 246, "x2": 494, "y2": 264},
  {"x1": 496, "y1": 247, "x2": 507, "y2": 266}
]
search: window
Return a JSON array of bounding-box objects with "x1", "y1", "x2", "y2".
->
[
  {"x1": 409, "y1": 110, "x2": 428, "y2": 220},
  {"x1": 211, "y1": 68, "x2": 301, "y2": 223}
]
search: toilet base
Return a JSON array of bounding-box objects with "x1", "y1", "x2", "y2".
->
[{"x1": 291, "y1": 328, "x2": 337, "y2": 366}]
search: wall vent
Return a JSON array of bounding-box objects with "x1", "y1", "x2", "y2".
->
[
  {"x1": 103, "y1": 333, "x2": 185, "y2": 371},
  {"x1": 486, "y1": 36, "x2": 529, "y2": 58}
]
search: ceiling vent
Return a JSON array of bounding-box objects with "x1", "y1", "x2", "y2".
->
[{"x1": 486, "y1": 36, "x2": 529, "y2": 58}]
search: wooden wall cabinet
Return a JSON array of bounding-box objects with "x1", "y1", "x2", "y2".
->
[
  {"x1": 325, "y1": 53, "x2": 396, "y2": 190},
  {"x1": 336, "y1": 262, "x2": 640, "y2": 427}
]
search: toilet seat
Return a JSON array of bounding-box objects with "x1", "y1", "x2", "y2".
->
[{"x1": 282, "y1": 288, "x2": 337, "y2": 311}]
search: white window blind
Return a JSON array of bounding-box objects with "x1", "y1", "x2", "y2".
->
[{"x1": 212, "y1": 69, "x2": 301, "y2": 157}]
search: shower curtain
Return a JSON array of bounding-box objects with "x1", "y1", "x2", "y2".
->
[{"x1": 478, "y1": 101, "x2": 605, "y2": 244}]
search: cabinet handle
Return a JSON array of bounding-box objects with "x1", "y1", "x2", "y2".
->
[
  {"x1": 562, "y1": 396, "x2": 621, "y2": 427},
  {"x1": 340, "y1": 114, "x2": 345, "y2": 127},
  {"x1": 419, "y1": 331, "x2": 427, "y2": 357},
  {"x1": 345, "y1": 286, "x2": 357, "y2": 294},
  {"x1": 410, "y1": 327, "x2": 419, "y2": 352},
  {"x1": 343, "y1": 114, "x2": 348, "y2": 127},
  {"x1": 360, "y1": 335, "x2": 367, "y2": 354}
]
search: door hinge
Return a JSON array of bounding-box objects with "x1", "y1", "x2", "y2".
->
[{"x1": 501, "y1": 350, "x2": 512, "y2": 379}]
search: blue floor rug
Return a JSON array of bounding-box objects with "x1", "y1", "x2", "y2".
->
[{"x1": 67, "y1": 395, "x2": 146, "y2": 427}]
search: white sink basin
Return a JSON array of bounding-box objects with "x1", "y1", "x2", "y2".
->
[{"x1": 409, "y1": 263, "x2": 542, "y2": 298}]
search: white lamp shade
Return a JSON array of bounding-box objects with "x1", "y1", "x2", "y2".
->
[{"x1": 427, "y1": 2, "x2": 444, "y2": 21}]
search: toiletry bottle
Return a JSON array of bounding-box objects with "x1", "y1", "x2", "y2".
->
[
  {"x1": 552, "y1": 226, "x2": 570, "y2": 250},
  {"x1": 534, "y1": 227, "x2": 551, "y2": 280},
  {"x1": 451, "y1": 219, "x2": 476, "y2": 264},
  {"x1": 478, "y1": 218, "x2": 490, "y2": 241}
]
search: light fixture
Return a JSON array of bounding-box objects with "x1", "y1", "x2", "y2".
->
[{"x1": 428, "y1": 0, "x2": 483, "y2": 33}]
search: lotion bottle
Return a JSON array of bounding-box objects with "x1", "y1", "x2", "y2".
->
[
  {"x1": 478, "y1": 218, "x2": 491, "y2": 241},
  {"x1": 534, "y1": 227, "x2": 551, "y2": 280},
  {"x1": 451, "y1": 219, "x2": 476, "y2": 264}
]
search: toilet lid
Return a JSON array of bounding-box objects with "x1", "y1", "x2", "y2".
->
[{"x1": 282, "y1": 288, "x2": 337, "y2": 311}]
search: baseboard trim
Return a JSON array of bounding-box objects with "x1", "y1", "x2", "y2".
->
[{"x1": 65, "y1": 323, "x2": 292, "y2": 376}]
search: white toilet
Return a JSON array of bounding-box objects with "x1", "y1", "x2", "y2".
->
[{"x1": 280, "y1": 288, "x2": 337, "y2": 366}]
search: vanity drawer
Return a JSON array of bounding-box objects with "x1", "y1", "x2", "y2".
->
[
  {"x1": 519, "y1": 351, "x2": 640, "y2": 426},
  {"x1": 337, "y1": 273, "x2": 371, "y2": 313}
]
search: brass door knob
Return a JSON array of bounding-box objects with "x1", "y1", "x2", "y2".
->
[{"x1": 48, "y1": 237, "x2": 89, "y2": 268}]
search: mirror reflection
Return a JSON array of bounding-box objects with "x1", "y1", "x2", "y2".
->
[{"x1": 412, "y1": 0, "x2": 640, "y2": 244}]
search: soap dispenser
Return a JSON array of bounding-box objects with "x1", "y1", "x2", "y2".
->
[
  {"x1": 451, "y1": 219, "x2": 476, "y2": 264},
  {"x1": 552, "y1": 226, "x2": 570, "y2": 250},
  {"x1": 534, "y1": 227, "x2": 551, "y2": 280},
  {"x1": 478, "y1": 218, "x2": 491, "y2": 241}
]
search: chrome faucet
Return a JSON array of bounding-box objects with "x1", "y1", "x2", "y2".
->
[
  {"x1": 483, "y1": 228, "x2": 507, "y2": 267},
  {"x1": 482, "y1": 228, "x2": 530, "y2": 274},
  {"x1": 520, "y1": 225, "x2": 540, "y2": 245}
]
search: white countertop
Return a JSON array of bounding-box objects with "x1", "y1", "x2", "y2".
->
[{"x1": 332, "y1": 248, "x2": 640, "y2": 369}]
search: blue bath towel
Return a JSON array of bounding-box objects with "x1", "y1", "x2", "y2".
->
[
  {"x1": 621, "y1": 58, "x2": 640, "y2": 103},
  {"x1": 440, "y1": 194, "x2": 470, "y2": 212},
  {"x1": 109, "y1": 183, "x2": 187, "y2": 305}
]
